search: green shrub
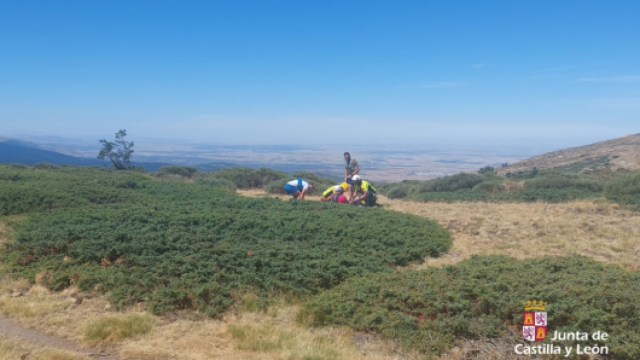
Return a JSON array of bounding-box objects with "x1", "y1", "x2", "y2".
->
[
  {"x1": 156, "y1": 165, "x2": 199, "y2": 178},
  {"x1": 265, "y1": 178, "x2": 289, "y2": 194},
  {"x1": 306, "y1": 255, "x2": 640, "y2": 359},
  {"x1": 386, "y1": 186, "x2": 408, "y2": 199},
  {"x1": 376, "y1": 180, "x2": 420, "y2": 199},
  {"x1": 605, "y1": 171, "x2": 640, "y2": 206},
  {"x1": 477, "y1": 165, "x2": 496, "y2": 175},
  {"x1": 506, "y1": 167, "x2": 539, "y2": 180},
  {"x1": 0, "y1": 165, "x2": 135, "y2": 216},
  {"x1": 471, "y1": 179, "x2": 505, "y2": 194},
  {"x1": 6, "y1": 163, "x2": 29, "y2": 169},
  {"x1": 410, "y1": 173, "x2": 485, "y2": 194},
  {"x1": 210, "y1": 167, "x2": 287, "y2": 189},
  {"x1": 32, "y1": 163, "x2": 58, "y2": 170},
  {"x1": 524, "y1": 173, "x2": 603, "y2": 192},
  {"x1": 193, "y1": 175, "x2": 238, "y2": 190}
]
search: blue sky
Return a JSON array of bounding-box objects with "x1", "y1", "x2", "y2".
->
[{"x1": 0, "y1": 1, "x2": 638, "y2": 148}]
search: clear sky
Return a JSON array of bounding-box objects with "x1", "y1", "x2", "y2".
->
[{"x1": 1, "y1": 1, "x2": 638, "y2": 148}]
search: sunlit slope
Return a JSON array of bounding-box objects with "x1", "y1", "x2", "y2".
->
[{"x1": 498, "y1": 133, "x2": 640, "y2": 176}]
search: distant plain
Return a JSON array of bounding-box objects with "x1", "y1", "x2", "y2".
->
[{"x1": 4, "y1": 134, "x2": 552, "y2": 182}]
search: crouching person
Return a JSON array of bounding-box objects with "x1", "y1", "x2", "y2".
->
[
  {"x1": 284, "y1": 178, "x2": 314, "y2": 199},
  {"x1": 321, "y1": 182, "x2": 349, "y2": 201},
  {"x1": 327, "y1": 185, "x2": 349, "y2": 204},
  {"x1": 351, "y1": 175, "x2": 377, "y2": 206}
]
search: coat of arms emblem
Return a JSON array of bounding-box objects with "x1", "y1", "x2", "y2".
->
[{"x1": 522, "y1": 300, "x2": 547, "y2": 341}]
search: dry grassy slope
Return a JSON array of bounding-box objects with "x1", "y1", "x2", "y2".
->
[{"x1": 497, "y1": 133, "x2": 640, "y2": 175}]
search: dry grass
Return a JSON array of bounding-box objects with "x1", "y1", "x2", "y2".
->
[
  {"x1": 237, "y1": 188, "x2": 324, "y2": 202},
  {"x1": 84, "y1": 313, "x2": 156, "y2": 345},
  {"x1": 0, "y1": 337, "x2": 90, "y2": 360},
  {"x1": 377, "y1": 197, "x2": 640, "y2": 270},
  {"x1": 0, "y1": 278, "x2": 115, "y2": 344},
  {"x1": 120, "y1": 302, "x2": 407, "y2": 360}
]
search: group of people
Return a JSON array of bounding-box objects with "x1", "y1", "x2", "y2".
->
[{"x1": 283, "y1": 152, "x2": 378, "y2": 206}]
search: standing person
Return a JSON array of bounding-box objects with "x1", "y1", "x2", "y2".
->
[
  {"x1": 284, "y1": 178, "x2": 314, "y2": 199},
  {"x1": 343, "y1": 152, "x2": 359, "y2": 201},
  {"x1": 351, "y1": 175, "x2": 377, "y2": 206}
]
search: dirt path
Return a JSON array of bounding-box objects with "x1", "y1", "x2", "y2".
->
[{"x1": 0, "y1": 311, "x2": 118, "y2": 359}]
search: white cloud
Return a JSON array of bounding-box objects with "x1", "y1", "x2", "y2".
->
[{"x1": 578, "y1": 75, "x2": 640, "y2": 82}]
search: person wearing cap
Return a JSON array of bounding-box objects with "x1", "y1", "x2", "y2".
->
[
  {"x1": 321, "y1": 182, "x2": 349, "y2": 201},
  {"x1": 351, "y1": 175, "x2": 377, "y2": 206},
  {"x1": 327, "y1": 185, "x2": 349, "y2": 204},
  {"x1": 284, "y1": 178, "x2": 314, "y2": 199},
  {"x1": 343, "y1": 152, "x2": 359, "y2": 201}
]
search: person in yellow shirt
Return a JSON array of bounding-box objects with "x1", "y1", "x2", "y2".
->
[
  {"x1": 350, "y1": 175, "x2": 377, "y2": 206},
  {"x1": 321, "y1": 182, "x2": 349, "y2": 201}
]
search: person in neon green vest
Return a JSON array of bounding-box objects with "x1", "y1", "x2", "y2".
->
[{"x1": 350, "y1": 175, "x2": 377, "y2": 206}]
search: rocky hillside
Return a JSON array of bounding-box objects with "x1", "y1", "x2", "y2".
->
[{"x1": 497, "y1": 133, "x2": 640, "y2": 176}]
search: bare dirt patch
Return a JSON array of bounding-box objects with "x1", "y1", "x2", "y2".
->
[
  {"x1": 0, "y1": 312, "x2": 116, "y2": 359},
  {"x1": 0, "y1": 336, "x2": 91, "y2": 360}
]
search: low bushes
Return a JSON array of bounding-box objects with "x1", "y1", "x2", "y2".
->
[
  {"x1": 306, "y1": 255, "x2": 640, "y2": 359},
  {"x1": 605, "y1": 170, "x2": 640, "y2": 206},
  {"x1": 193, "y1": 175, "x2": 238, "y2": 190},
  {"x1": 524, "y1": 173, "x2": 603, "y2": 192},
  {"x1": 412, "y1": 173, "x2": 485, "y2": 193},
  {"x1": 2, "y1": 165, "x2": 451, "y2": 316},
  {"x1": 156, "y1": 165, "x2": 199, "y2": 178},
  {"x1": 377, "y1": 166, "x2": 610, "y2": 204},
  {"x1": 206, "y1": 167, "x2": 287, "y2": 189}
]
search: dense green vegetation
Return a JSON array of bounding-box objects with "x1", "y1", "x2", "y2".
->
[
  {"x1": 306, "y1": 255, "x2": 640, "y2": 359},
  {"x1": 156, "y1": 165, "x2": 199, "y2": 178},
  {"x1": 605, "y1": 170, "x2": 640, "y2": 208},
  {"x1": 376, "y1": 160, "x2": 640, "y2": 206},
  {"x1": 0, "y1": 164, "x2": 450, "y2": 316}
]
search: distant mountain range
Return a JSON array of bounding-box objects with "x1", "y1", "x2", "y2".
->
[
  {"x1": 0, "y1": 136, "x2": 337, "y2": 174},
  {"x1": 0, "y1": 137, "x2": 172, "y2": 171}
]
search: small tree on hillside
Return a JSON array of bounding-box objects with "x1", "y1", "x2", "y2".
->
[{"x1": 98, "y1": 129, "x2": 134, "y2": 170}]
